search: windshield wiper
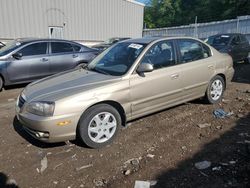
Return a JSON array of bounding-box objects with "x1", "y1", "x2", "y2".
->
[{"x1": 90, "y1": 67, "x2": 110, "y2": 75}]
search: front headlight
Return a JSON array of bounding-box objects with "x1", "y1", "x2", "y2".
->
[{"x1": 26, "y1": 101, "x2": 55, "y2": 117}]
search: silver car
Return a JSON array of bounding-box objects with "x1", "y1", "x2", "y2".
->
[
  {"x1": 16, "y1": 37, "x2": 234, "y2": 148},
  {"x1": 0, "y1": 38, "x2": 99, "y2": 90}
]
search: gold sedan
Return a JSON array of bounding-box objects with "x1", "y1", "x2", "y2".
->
[{"x1": 16, "y1": 37, "x2": 234, "y2": 148}]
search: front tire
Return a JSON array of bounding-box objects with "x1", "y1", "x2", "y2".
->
[
  {"x1": 77, "y1": 104, "x2": 121, "y2": 148},
  {"x1": 205, "y1": 75, "x2": 225, "y2": 104}
]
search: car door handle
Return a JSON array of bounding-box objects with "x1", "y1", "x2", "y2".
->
[
  {"x1": 208, "y1": 65, "x2": 214, "y2": 69},
  {"x1": 171, "y1": 73, "x2": 179, "y2": 79},
  {"x1": 41, "y1": 58, "x2": 49, "y2": 62},
  {"x1": 73, "y1": 54, "x2": 78, "y2": 58}
]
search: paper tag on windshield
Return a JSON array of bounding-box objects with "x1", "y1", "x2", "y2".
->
[
  {"x1": 221, "y1": 35, "x2": 230, "y2": 38},
  {"x1": 128, "y1": 43, "x2": 143, "y2": 50}
]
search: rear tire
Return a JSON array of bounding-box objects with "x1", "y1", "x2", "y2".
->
[
  {"x1": 0, "y1": 77, "x2": 3, "y2": 91},
  {"x1": 77, "y1": 104, "x2": 121, "y2": 148},
  {"x1": 205, "y1": 75, "x2": 225, "y2": 104}
]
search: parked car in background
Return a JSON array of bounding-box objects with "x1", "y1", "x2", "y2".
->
[
  {"x1": 16, "y1": 37, "x2": 234, "y2": 148},
  {"x1": 0, "y1": 38, "x2": 100, "y2": 90},
  {"x1": 205, "y1": 33, "x2": 250, "y2": 63},
  {"x1": 92, "y1": 37, "x2": 130, "y2": 51},
  {"x1": 0, "y1": 42, "x2": 5, "y2": 49}
]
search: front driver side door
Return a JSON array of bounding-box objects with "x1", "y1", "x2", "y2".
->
[
  {"x1": 130, "y1": 40, "x2": 183, "y2": 119},
  {"x1": 7, "y1": 42, "x2": 50, "y2": 83}
]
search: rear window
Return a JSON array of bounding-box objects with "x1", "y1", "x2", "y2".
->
[
  {"x1": 72, "y1": 44, "x2": 81, "y2": 52},
  {"x1": 178, "y1": 39, "x2": 206, "y2": 63},
  {"x1": 210, "y1": 35, "x2": 231, "y2": 46},
  {"x1": 51, "y1": 42, "x2": 74, "y2": 53}
]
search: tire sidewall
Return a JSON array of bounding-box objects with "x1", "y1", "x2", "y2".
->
[
  {"x1": 77, "y1": 104, "x2": 121, "y2": 148},
  {"x1": 206, "y1": 76, "x2": 225, "y2": 104},
  {"x1": 0, "y1": 77, "x2": 3, "y2": 91}
]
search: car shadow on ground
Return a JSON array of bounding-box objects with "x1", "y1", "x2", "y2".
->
[
  {"x1": 154, "y1": 112, "x2": 250, "y2": 188},
  {"x1": 0, "y1": 172, "x2": 18, "y2": 188},
  {"x1": 232, "y1": 62, "x2": 250, "y2": 84},
  {"x1": 12, "y1": 116, "x2": 66, "y2": 148},
  {"x1": 3, "y1": 83, "x2": 28, "y2": 91}
]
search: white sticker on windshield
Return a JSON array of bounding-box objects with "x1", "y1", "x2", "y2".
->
[
  {"x1": 16, "y1": 42, "x2": 21, "y2": 46},
  {"x1": 221, "y1": 35, "x2": 230, "y2": 38},
  {"x1": 128, "y1": 43, "x2": 143, "y2": 50}
]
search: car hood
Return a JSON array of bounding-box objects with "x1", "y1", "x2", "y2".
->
[
  {"x1": 22, "y1": 69, "x2": 121, "y2": 102},
  {"x1": 92, "y1": 43, "x2": 110, "y2": 49}
]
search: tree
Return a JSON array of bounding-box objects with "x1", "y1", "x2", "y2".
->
[{"x1": 144, "y1": 0, "x2": 250, "y2": 29}]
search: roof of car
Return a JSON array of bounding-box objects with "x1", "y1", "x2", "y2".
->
[
  {"x1": 210, "y1": 33, "x2": 242, "y2": 37},
  {"x1": 124, "y1": 37, "x2": 162, "y2": 44},
  {"x1": 124, "y1": 36, "x2": 202, "y2": 44},
  {"x1": 15, "y1": 38, "x2": 81, "y2": 45}
]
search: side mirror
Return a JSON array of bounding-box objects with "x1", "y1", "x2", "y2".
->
[
  {"x1": 137, "y1": 63, "x2": 154, "y2": 74},
  {"x1": 12, "y1": 52, "x2": 22, "y2": 60}
]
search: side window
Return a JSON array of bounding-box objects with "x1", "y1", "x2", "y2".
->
[
  {"x1": 141, "y1": 40, "x2": 176, "y2": 69},
  {"x1": 240, "y1": 35, "x2": 248, "y2": 43},
  {"x1": 72, "y1": 44, "x2": 81, "y2": 52},
  {"x1": 51, "y1": 42, "x2": 74, "y2": 54},
  {"x1": 19, "y1": 42, "x2": 47, "y2": 57},
  {"x1": 231, "y1": 36, "x2": 240, "y2": 45},
  {"x1": 202, "y1": 43, "x2": 211, "y2": 58},
  {"x1": 178, "y1": 40, "x2": 205, "y2": 63}
]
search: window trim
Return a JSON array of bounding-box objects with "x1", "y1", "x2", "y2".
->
[{"x1": 16, "y1": 41, "x2": 49, "y2": 57}]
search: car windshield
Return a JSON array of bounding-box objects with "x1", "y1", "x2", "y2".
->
[
  {"x1": 0, "y1": 40, "x2": 23, "y2": 56},
  {"x1": 208, "y1": 35, "x2": 231, "y2": 46},
  {"x1": 104, "y1": 38, "x2": 117, "y2": 44},
  {"x1": 88, "y1": 42, "x2": 146, "y2": 76}
]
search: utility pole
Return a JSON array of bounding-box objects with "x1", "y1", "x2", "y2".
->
[{"x1": 194, "y1": 16, "x2": 198, "y2": 38}]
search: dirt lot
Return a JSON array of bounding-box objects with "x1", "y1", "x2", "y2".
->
[{"x1": 0, "y1": 63, "x2": 250, "y2": 188}]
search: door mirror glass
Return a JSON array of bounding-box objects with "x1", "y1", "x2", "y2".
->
[
  {"x1": 12, "y1": 52, "x2": 22, "y2": 60},
  {"x1": 137, "y1": 63, "x2": 154, "y2": 73}
]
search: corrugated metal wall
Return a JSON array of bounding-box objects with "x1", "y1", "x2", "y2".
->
[
  {"x1": 0, "y1": 0, "x2": 144, "y2": 41},
  {"x1": 143, "y1": 16, "x2": 250, "y2": 41}
]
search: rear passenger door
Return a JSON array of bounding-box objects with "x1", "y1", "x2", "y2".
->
[
  {"x1": 49, "y1": 42, "x2": 77, "y2": 74},
  {"x1": 7, "y1": 42, "x2": 50, "y2": 82},
  {"x1": 176, "y1": 39, "x2": 215, "y2": 101}
]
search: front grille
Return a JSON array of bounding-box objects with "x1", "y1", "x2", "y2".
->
[{"x1": 18, "y1": 95, "x2": 26, "y2": 108}]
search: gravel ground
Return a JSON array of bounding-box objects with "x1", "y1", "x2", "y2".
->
[{"x1": 0, "y1": 63, "x2": 249, "y2": 188}]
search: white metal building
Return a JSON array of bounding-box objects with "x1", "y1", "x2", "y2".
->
[{"x1": 0, "y1": 0, "x2": 144, "y2": 44}]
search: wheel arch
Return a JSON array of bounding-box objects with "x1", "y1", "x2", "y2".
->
[
  {"x1": 0, "y1": 73, "x2": 5, "y2": 87},
  {"x1": 216, "y1": 73, "x2": 226, "y2": 89},
  {"x1": 81, "y1": 100, "x2": 127, "y2": 127},
  {"x1": 77, "y1": 60, "x2": 89, "y2": 65}
]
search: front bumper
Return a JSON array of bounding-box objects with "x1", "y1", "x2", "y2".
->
[{"x1": 16, "y1": 105, "x2": 81, "y2": 143}]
